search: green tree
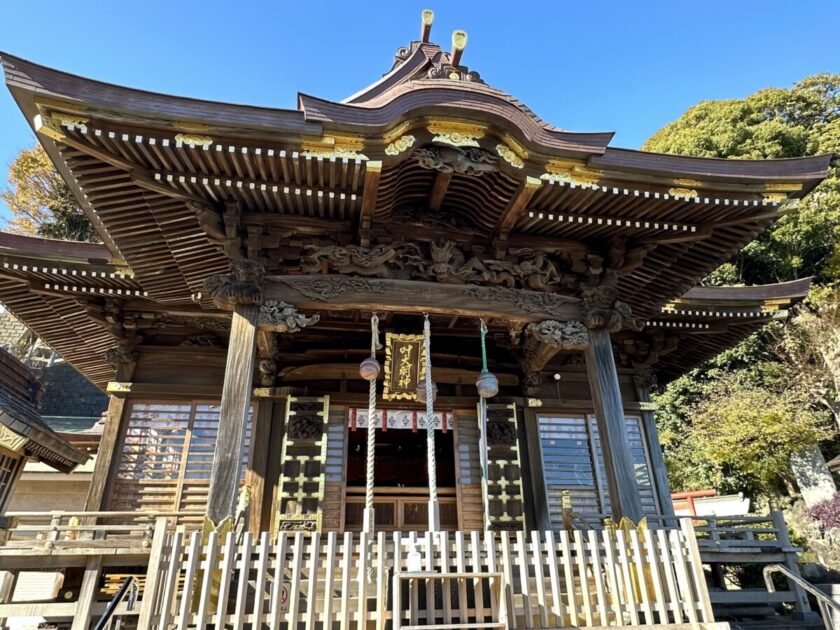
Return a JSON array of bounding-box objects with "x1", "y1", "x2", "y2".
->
[
  {"x1": 647, "y1": 74, "x2": 840, "y2": 498},
  {"x1": 685, "y1": 375, "x2": 831, "y2": 497},
  {"x1": 2, "y1": 144, "x2": 100, "y2": 242},
  {"x1": 644, "y1": 74, "x2": 840, "y2": 285}
]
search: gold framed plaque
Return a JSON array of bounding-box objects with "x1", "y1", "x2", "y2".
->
[{"x1": 382, "y1": 332, "x2": 426, "y2": 401}]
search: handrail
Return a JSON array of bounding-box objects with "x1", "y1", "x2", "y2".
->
[
  {"x1": 764, "y1": 564, "x2": 840, "y2": 630},
  {"x1": 94, "y1": 575, "x2": 139, "y2": 630}
]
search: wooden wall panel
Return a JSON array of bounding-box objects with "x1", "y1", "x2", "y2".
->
[
  {"x1": 322, "y1": 405, "x2": 348, "y2": 532},
  {"x1": 454, "y1": 409, "x2": 484, "y2": 531}
]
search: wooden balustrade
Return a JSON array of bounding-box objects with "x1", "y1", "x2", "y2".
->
[{"x1": 138, "y1": 520, "x2": 722, "y2": 629}]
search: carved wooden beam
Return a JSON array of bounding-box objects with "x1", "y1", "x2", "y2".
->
[
  {"x1": 264, "y1": 275, "x2": 581, "y2": 322},
  {"x1": 358, "y1": 161, "x2": 382, "y2": 247},
  {"x1": 494, "y1": 176, "x2": 541, "y2": 254},
  {"x1": 520, "y1": 320, "x2": 589, "y2": 394},
  {"x1": 277, "y1": 363, "x2": 519, "y2": 387},
  {"x1": 428, "y1": 171, "x2": 454, "y2": 211}
]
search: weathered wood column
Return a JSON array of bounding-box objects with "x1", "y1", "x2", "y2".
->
[
  {"x1": 207, "y1": 303, "x2": 259, "y2": 524},
  {"x1": 582, "y1": 284, "x2": 644, "y2": 522},
  {"x1": 204, "y1": 260, "x2": 320, "y2": 525},
  {"x1": 633, "y1": 369, "x2": 676, "y2": 516}
]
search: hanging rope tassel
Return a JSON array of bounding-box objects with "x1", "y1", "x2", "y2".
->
[
  {"x1": 423, "y1": 313, "x2": 440, "y2": 531},
  {"x1": 359, "y1": 313, "x2": 380, "y2": 534}
]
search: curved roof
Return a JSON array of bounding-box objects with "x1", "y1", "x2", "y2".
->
[{"x1": 0, "y1": 20, "x2": 832, "y2": 388}]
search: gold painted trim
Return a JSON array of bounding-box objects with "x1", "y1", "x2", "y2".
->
[
  {"x1": 384, "y1": 134, "x2": 416, "y2": 156},
  {"x1": 382, "y1": 122, "x2": 411, "y2": 144},
  {"x1": 673, "y1": 178, "x2": 702, "y2": 187},
  {"x1": 762, "y1": 192, "x2": 787, "y2": 203},
  {"x1": 427, "y1": 120, "x2": 485, "y2": 147},
  {"x1": 541, "y1": 160, "x2": 600, "y2": 187},
  {"x1": 175, "y1": 133, "x2": 213, "y2": 148},
  {"x1": 301, "y1": 135, "x2": 368, "y2": 160},
  {"x1": 765, "y1": 183, "x2": 803, "y2": 192},
  {"x1": 668, "y1": 187, "x2": 698, "y2": 199},
  {"x1": 0, "y1": 424, "x2": 28, "y2": 454},
  {"x1": 496, "y1": 143, "x2": 524, "y2": 169},
  {"x1": 382, "y1": 332, "x2": 426, "y2": 401}
]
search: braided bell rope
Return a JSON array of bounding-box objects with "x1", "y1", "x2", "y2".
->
[
  {"x1": 365, "y1": 313, "x2": 380, "y2": 516},
  {"x1": 424, "y1": 313, "x2": 438, "y2": 505}
]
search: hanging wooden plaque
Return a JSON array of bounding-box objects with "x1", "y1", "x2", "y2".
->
[{"x1": 382, "y1": 332, "x2": 426, "y2": 401}]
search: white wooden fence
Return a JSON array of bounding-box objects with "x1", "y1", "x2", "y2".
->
[{"x1": 138, "y1": 519, "x2": 725, "y2": 629}]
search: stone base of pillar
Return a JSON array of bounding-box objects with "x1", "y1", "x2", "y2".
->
[
  {"x1": 362, "y1": 507, "x2": 375, "y2": 534},
  {"x1": 428, "y1": 499, "x2": 440, "y2": 532}
]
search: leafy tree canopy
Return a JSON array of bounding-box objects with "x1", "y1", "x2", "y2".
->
[
  {"x1": 2, "y1": 144, "x2": 100, "y2": 242},
  {"x1": 644, "y1": 74, "x2": 840, "y2": 285},
  {"x1": 647, "y1": 74, "x2": 840, "y2": 500}
]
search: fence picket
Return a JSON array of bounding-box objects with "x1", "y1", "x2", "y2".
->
[
  {"x1": 559, "y1": 530, "x2": 578, "y2": 626},
  {"x1": 305, "y1": 532, "x2": 320, "y2": 630},
  {"x1": 268, "y1": 531, "x2": 289, "y2": 630},
  {"x1": 157, "y1": 529, "x2": 184, "y2": 630},
  {"x1": 176, "y1": 532, "x2": 202, "y2": 629},
  {"x1": 587, "y1": 529, "x2": 608, "y2": 626},
  {"x1": 644, "y1": 529, "x2": 668, "y2": 625},
  {"x1": 600, "y1": 528, "x2": 624, "y2": 626},
  {"x1": 195, "y1": 531, "x2": 219, "y2": 629},
  {"x1": 544, "y1": 531, "x2": 565, "y2": 627},
  {"x1": 616, "y1": 530, "x2": 640, "y2": 625},
  {"x1": 656, "y1": 528, "x2": 682, "y2": 624},
  {"x1": 339, "y1": 532, "x2": 352, "y2": 630},
  {"x1": 574, "y1": 529, "x2": 594, "y2": 626},
  {"x1": 288, "y1": 531, "x2": 304, "y2": 629},
  {"x1": 231, "y1": 532, "x2": 252, "y2": 629},
  {"x1": 470, "y1": 530, "x2": 486, "y2": 623},
  {"x1": 630, "y1": 530, "x2": 655, "y2": 623},
  {"x1": 323, "y1": 532, "x2": 338, "y2": 629},
  {"x1": 670, "y1": 528, "x2": 699, "y2": 624}
]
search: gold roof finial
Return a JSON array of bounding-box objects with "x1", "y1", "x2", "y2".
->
[
  {"x1": 451, "y1": 30, "x2": 468, "y2": 66},
  {"x1": 421, "y1": 9, "x2": 434, "y2": 42}
]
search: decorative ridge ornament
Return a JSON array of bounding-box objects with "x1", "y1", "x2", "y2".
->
[{"x1": 668, "y1": 187, "x2": 698, "y2": 199}]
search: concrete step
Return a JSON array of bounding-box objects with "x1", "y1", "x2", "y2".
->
[{"x1": 729, "y1": 615, "x2": 825, "y2": 630}]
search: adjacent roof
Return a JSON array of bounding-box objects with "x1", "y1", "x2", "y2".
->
[
  {"x1": 0, "y1": 348, "x2": 88, "y2": 472},
  {"x1": 640, "y1": 277, "x2": 813, "y2": 382}
]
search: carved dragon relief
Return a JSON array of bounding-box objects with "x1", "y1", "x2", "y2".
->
[
  {"x1": 295, "y1": 240, "x2": 578, "y2": 295},
  {"x1": 414, "y1": 145, "x2": 497, "y2": 176}
]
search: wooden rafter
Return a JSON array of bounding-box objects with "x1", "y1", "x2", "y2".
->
[
  {"x1": 494, "y1": 176, "x2": 541, "y2": 253},
  {"x1": 358, "y1": 161, "x2": 382, "y2": 247},
  {"x1": 34, "y1": 115, "x2": 204, "y2": 204},
  {"x1": 428, "y1": 171, "x2": 453, "y2": 211}
]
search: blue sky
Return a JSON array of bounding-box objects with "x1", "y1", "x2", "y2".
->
[{"x1": 0, "y1": 0, "x2": 838, "y2": 223}]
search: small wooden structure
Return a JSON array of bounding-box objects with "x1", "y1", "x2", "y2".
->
[{"x1": 0, "y1": 10, "x2": 831, "y2": 628}]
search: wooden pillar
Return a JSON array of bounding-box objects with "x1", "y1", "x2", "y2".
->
[
  {"x1": 633, "y1": 370, "x2": 676, "y2": 517},
  {"x1": 246, "y1": 399, "x2": 274, "y2": 533},
  {"x1": 207, "y1": 303, "x2": 258, "y2": 524},
  {"x1": 584, "y1": 328, "x2": 643, "y2": 522},
  {"x1": 83, "y1": 394, "x2": 129, "y2": 512}
]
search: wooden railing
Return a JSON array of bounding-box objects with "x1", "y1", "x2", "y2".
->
[
  {"x1": 0, "y1": 510, "x2": 204, "y2": 550},
  {"x1": 138, "y1": 519, "x2": 722, "y2": 629}
]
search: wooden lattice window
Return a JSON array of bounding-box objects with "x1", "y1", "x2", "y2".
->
[
  {"x1": 537, "y1": 413, "x2": 659, "y2": 526},
  {"x1": 0, "y1": 450, "x2": 24, "y2": 512},
  {"x1": 110, "y1": 401, "x2": 252, "y2": 513}
]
